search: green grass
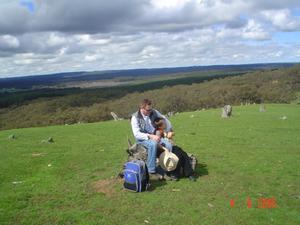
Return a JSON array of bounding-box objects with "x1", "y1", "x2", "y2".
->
[{"x1": 0, "y1": 104, "x2": 299, "y2": 225}]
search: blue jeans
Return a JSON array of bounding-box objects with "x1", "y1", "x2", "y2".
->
[
  {"x1": 159, "y1": 138, "x2": 173, "y2": 152},
  {"x1": 137, "y1": 138, "x2": 173, "y2": 173}
]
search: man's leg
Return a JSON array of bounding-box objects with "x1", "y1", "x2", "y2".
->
[{"x1": 137, "y1": 139, "x2": 158, "y2": 173}]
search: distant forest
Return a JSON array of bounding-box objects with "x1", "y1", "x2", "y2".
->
[
  {"x1": 0, "y1": 65, "x2": 299, "y2": 130},
  {"x1": 0, "y1": 62, "x2": 294, "y2": 89}
]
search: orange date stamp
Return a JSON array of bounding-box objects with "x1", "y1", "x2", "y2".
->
[{"x1": 229, "y1": 197, "x2": 277, "y2": 208}]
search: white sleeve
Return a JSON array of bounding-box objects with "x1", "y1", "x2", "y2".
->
[
  {"x1": 131, "y1": 115, "x2": 149, "y2": 141},
  {"x1": 155, "y1": 110, "x2": 173, "y2": 132}
]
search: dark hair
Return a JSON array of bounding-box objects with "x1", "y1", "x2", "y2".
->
[
  {"x1": 154, "y1": 117, "x2": 164, "y2": 128},
  {"x1": 139, "y1": 99, "x2": 152, "y2": 108}
]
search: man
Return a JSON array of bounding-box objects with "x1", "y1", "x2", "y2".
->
[{"x1": 131, "y1": 99, "x2": 173, "y2": 176}]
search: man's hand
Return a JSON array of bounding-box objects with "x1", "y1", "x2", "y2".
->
[
  {"x1": 148, "y1": 134, "x2": 161, "y2": 142},
  {"x1": 167, "y1": 132, "x2": 175, "y2": 139}
]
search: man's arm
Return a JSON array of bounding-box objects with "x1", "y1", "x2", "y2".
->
[{"x1": 131, "y1": 115, "x2": 149, "y2": 141}]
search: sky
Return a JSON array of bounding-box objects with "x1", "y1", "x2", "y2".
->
[{"x1": 0, "y1": 0, "x2": 299, "y2": 78}]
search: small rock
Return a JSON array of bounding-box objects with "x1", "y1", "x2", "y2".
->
[
  {"x1": 172, "y1": 189, "x2": 181, "y2": 192},
  {"x1": 144, "y1": 220, "x2": 150, "y2": 224},
  {"x1": 208, "y1": 203, "x2": 214, "y2": 208},
  {"x1": 32, "y1": 153, "x2": 44, "y2": 157},
  {"x1": 8, "y1": 134, "x2": 16, "y2": 139},
  {"x1": 41, "y1": 137, "x2": 54, "y2": 143},
  {"x1": 259, "y1": 104, "x2": 266, "y2": 112},
  {"x1": 12, "y1": 181, "x2": 23, "y2": 184},
  {"x1": 48, "y1": 164, "x2": 52, "y2": 167},
  {"x1": 221, "y1": 105, "x2": 232, "y2": 118}
]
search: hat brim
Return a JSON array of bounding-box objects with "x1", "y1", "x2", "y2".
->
[{"x1": 159, "y1": 151, "x2": 179, "y2": 171}]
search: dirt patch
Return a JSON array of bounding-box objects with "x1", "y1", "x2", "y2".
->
[{"x1": 90, "y1": 178, "x2": 122, "y2": 197}]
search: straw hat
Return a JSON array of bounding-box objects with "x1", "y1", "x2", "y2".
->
[{"x1": 158, "y1": 148, "x2": 179, "y2": 172}]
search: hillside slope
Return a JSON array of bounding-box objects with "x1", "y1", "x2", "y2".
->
[
  {"x1": 0, "y1": 104, "x2": 299, "y2": 225},
  {"x1": 1, "y1": 65, "x2": 299, "y2": 131}
]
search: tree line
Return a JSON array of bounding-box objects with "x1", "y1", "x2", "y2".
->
[{"x1": 0, "y1": 65, "x2": 299, "y2": 130}]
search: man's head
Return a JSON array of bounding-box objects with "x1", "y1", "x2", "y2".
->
[{"x1": 139, "y1": 99, "x2": 153, "y2": 116}]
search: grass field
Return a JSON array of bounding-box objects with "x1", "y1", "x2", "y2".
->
[{"x1": 0, "y1": 104, "x2": 299, "y2": 225}]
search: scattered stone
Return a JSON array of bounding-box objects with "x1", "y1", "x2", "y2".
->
[
  {"x1": 8, "y1": 134, "x2": 16, "y2": 139},
  {"x1": 127, "y1": 139, "x2": 148, "y2": 162},
  {"x1": 12, "y1": 181, "x2": 23, "y2": 184},
  {"x1": 48, "y1": 164, "x2": 52, "y2": 167},
  {"x1": 280, "y1": 116, "x2": 287, "y2": 120},
  {"x1": 221, "y1": 105, "x2": 232, "y2": 118},
  {"x1": 167, "y1": 111, "x2": 175, "y2": 117},
  {"x1": 172, "y1": 189, "x2": 181, "y2": 192},
  {"x1": 144, "y1": 220, "x2": 150, "y2": 224},
  {"x1": 259, "y1": 104, "x2": 266, "y2": 112},
  {"x1": 110, "y1": 112, "x2": 123, "y2": 121},
  {"x1": 208, "y1": 203, "x2": 214, "y2": 208},
  {"x1": 32, "y1": 153, "x2": 44, "y2": 157},
  {"x1": 41, "y1": 137, "x2": 54, "y2": 143}
]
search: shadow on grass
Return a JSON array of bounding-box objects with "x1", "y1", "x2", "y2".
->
[
  {"x1": 148, "y1": 179, "x2": 167, "y2": 191},
  {"x1": 194, "y1": 162, "x2": 209, "y2": 178}
]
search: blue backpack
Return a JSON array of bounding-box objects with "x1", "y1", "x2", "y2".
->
[{"x1": 123, "y1": 160, "x2": 150, "y2": 192}]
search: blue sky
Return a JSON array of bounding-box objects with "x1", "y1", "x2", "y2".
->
[
  {"x1": 20, "y1": 0, "x2": 35, "y2": 13},
  {"x1": 0, "y1": 0, "x2": 299, "y2": 78}
]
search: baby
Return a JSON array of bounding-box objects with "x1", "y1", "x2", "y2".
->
[{"x1": 153, "y1": 117, "x2": 175, "y2": 145}]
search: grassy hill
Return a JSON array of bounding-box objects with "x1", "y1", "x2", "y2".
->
[{"x1": 0, "y1": 104, "x2": 299, "y2": 225}]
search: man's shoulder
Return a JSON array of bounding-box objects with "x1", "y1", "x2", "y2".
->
[
  {"x1": 152, "y1": 109, "x2": 162, "y2": 117},
  {"x1": 131, "y1": 110, "x2": 140, "y2": 119}
]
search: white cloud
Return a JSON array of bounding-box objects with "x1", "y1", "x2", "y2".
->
[
  {"x1": 261, "y1": 9, "x2": 300, "y2": 31},
  {"x1": 242, "y1": 19, "x2": 270, "y2": 40},
  {"x1": 46, "y1": 33, "x2": 67, "y2": 47},
  {"x1": 0, "y1": 35, "x2": 20, "y2": 49},
  {"x1": 0, "y1": 1, "x2": 300, "y2": 77}
]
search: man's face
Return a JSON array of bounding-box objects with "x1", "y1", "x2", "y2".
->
[{"x1": 141, "y1": 104, "x2": 152, "y2": 116}]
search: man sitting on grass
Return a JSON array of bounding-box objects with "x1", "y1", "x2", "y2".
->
[{"x1": 131, "y1": 99, "x2": 173, "y2": 178}]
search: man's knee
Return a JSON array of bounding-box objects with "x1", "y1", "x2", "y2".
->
[{"x1": 148, "y1": 140, "x2": 158, "y2": 149}]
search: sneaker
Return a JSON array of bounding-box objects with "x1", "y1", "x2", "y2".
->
[
  {"x1": 188, "y1": 175, "x2": 196, "y2": 182},
  {"x1": 149, "y1": 173, "x2": 164, "y2": 181},
  {"x1": 165, "y1": 174, "x2": 179, "y2": 181}
]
